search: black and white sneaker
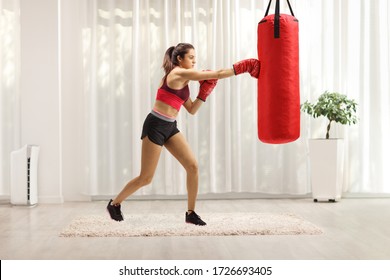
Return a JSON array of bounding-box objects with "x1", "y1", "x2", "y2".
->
[
  {"x1": 185, "y1": 211, "x2": 206, "y2": 226},
  {"x1": 107, "y1": 199, "x2": 124, "y2": 221}
]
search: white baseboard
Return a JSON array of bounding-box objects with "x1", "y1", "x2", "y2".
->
[
  {"x1": 342, "y1": 192, "x2": 390, "y2": 198},
  {"x1": 1, "y1": 194, "x2": 64, "y2": 204},
  {"x1": 4, "y1": 192, "x2": 388, "y2": 204},
  {"x1": 93, "y1": 192, "x2": 390, "y2": 201},
  {"x1": 93, "y1": 192, "x2": 312, "y2": 201},
  {"x1": 37, "y1": 195, "x2": 64, "y2": 204}
]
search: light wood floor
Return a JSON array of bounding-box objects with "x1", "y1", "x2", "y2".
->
[{"x1": 0, "y1": 198, "x2": 389, "y2": 260}]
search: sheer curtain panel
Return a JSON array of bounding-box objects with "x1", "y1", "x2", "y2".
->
[{"x1": 0, "y1": 0, "x2": 20, "y2": 197}]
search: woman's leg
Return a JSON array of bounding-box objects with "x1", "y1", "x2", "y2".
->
[
  {"x1": 112, "y1": 136, "x2": 162, "y2": 204},
  {"x1": 164, "y1": 132, "x2": 199, "y2": 211}
]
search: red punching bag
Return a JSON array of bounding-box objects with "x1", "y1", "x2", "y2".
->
[{"x1": 257, "y1": 0, "x2": 300, "y2": 144}]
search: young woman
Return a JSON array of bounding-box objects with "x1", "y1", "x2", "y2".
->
[{"x1": 107, "y1": 43, "x2": 260, "y2": 225}]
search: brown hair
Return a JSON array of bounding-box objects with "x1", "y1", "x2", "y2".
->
[{"x1": 162, "y1": 43, "x2": 194, "y2": 75}]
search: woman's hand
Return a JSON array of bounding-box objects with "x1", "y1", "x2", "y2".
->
[
  {"x1": 233, "y1": 59, "x2": 261, "y2": 78},
  {"x1": 197, "y1": 79, "x2": 218, "y2": 102}
]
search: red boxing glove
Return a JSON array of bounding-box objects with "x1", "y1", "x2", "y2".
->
[
  {"x1": 197, "y1": 79, "x2": 218, "y2": 102},
  {"x1": 233, "y1": 58, "x2": 261, "y2": 78}
]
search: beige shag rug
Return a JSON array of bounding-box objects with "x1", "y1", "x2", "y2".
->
[{"x1": 59, "y1": 212, "x2": 323, "y2": 237}]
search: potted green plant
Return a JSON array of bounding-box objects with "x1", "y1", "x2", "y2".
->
[{"x1": 301, "y1": 91, "x2": 358, "y2": 202}]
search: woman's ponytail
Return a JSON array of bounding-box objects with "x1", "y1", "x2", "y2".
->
[{"x1": 162, "y1": 46, "x2": 175, "y2": 75}]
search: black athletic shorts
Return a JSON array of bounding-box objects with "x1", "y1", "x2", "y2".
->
[{"x1": 141, "y1": 113, "x2": 180, "y2": 146}]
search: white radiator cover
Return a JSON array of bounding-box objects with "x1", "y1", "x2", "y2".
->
[{"x1": 10, "y1": 145, "x2": 40, "y2": 206}]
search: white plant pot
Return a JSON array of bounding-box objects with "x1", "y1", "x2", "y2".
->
[{"x1": 309, "y1": 139, "x2": 344, "y2": 202}]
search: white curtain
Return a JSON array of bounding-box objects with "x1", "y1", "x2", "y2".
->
[
  {"x1": 81, "y1": 0, "x2": 390, "y2": 197},
  {"x1": 298, "y1": 0, "x2": 390, "y2": 193},
  {"x1": 1, "y1": 1, "x2": 388, "y2": 199},
  {"x1": 0, "y1": 0, "x2": 20, "y2": 196}
]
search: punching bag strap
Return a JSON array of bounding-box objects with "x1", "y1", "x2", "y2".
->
[
  {"x1": 264, "y1": 0, "x2": 272, "y2": 17},
  {"x1": 286, "y1": 0, "x2": 295, "y2": 17},
  {"x1": 274, "y1": 0, "x2": 280, "y2": 38},
  {"x1": 264, "y1": 0, "x2": 295, "y2": 38},
  {"x1": 264, "y1": 0, "x2": 295, "y2": 17}
]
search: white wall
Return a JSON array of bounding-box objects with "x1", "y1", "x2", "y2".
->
[
  {"x1": 60, "y1": 0, "x2": 89, "y2": 201},
  {"x1": 19, "y1": 0, "x2": 87, "y2": 203},
  {"x1": 20, "y1": 0, "x2": 62, "y2": 203}
]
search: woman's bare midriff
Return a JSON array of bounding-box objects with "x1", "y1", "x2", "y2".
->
[{"x1": 153, "y1": 100, "x2": 179, "y2": 118}]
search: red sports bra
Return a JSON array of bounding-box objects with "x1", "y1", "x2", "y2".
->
[{"x1": 156, "y1": 76, "x2": 190, "y2": 111}]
